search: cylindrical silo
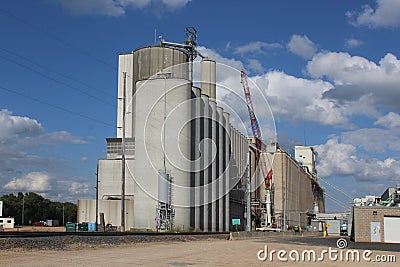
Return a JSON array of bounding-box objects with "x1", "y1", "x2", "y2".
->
[
  {"x1": 133, "y1": 46, "x2": 189, "y2": 84},
  {"x1": 134, "y1": 77, "x2": 192, "y2": 230},
  {"x1": 192, "y1": 86, "x2": 201, "y2": 230},
  {"x1": 201, "y1": 93, "x2": 210, "y2": 231},
  {"x1": 201, "y1": 59, "x2": 216, "y2": 99}
]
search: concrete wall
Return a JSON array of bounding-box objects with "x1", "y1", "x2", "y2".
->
[
  {"x1": 273, "y1": 149, "x2": 325, "y2": 228},
  {"x1": 78, "y1": 199, "x2": 134, "y2": 229},
  {"x1": 353, "y1": 206, "x2": 400, "y2": 243},
  {"x1": 248, "y1": 146, "x2": 325, "y2": 229}
]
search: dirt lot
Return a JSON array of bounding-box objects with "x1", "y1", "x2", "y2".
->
[
  {"x1": 0, "y1": 238, "x2": 398, "y2": 266},
  {"x1": 3, "y1": 226, "x2": 65, "y2": 232}
]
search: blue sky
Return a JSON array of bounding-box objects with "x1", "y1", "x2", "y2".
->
[{"x1": 0, "y1": 0, "x2": 400, "y2": 211}]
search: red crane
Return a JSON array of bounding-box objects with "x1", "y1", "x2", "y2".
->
[{"x1": 240, "y1": 70, "x2": 272, "y2": 189}]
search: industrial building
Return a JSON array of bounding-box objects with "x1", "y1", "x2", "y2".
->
[
  {"x1": 351, "y1": 186, "x2": 400, "y2": 243},
  {"x1": 78, "y1": 29, "x2": 325, "y2": 232},
  {"x1": 78, "y1": 29, "x2": 248, "y2": 231},
  {"x1": 249, "y1": 142, "x2": 325, "y2": 230}
]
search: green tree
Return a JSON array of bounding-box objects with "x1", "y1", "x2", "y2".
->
[{"x1": 0, "y1": 192, "x2": 77, "y2": 225}]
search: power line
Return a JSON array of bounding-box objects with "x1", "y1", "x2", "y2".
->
[
  {"x1": 324, "y1": 192, "x2": 351, "y2": 211},
  {"x1": 0, "y1": 7, "x2": 115, "y2": 70},
  {"x1": 0, "y1": 47, "x2": 115, "y2": 99},
  {"x1": 0, "y1": 84, "x2": 115, "y2": 128},
  {"x1": 0, "y1": 53, "x2": 115, "y2": 107},
  {"x1": 318, "y1": 176, "x2": 355, "y2": 200}
]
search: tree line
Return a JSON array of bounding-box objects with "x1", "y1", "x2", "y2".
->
[{"x1": 0, "y1": 192, "x2": 77, "y2": 225}]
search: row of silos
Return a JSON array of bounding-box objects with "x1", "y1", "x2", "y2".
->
[{"x1": 113, "y1": 46, "x2": 248, "y2": 231}]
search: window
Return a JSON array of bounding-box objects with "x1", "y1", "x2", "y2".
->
[{"x1": 7, "y1": 220, "x2": 11, "y2": 223}]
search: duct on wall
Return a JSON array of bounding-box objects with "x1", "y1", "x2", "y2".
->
[
  {"x1": 217, "y1": 106, "x2": 224, "y2": 231},
  {"x1": 223, "y1": 112, "x2": 230, "y2": 231},
  {"x1": 209, "y1": 98, "x2": 217, "y2": 232}
]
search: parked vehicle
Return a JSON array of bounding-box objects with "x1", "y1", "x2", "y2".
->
[{"x1": 32, "y1": 221, "x2": 46, "y2": 226}]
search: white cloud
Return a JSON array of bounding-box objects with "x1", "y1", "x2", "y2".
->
[
  {"x1": 161, "y1": 0, "x2": 191, "y2": 10},
  {"x1": 3, "y1": 172, "x2": 52, "y2": 192},
  {"x1": 68, "y1": 181, "x2": 90, "y2": 195},
  {"x1": 375, "y1": 112, "x2": 400, "y2": 128},
  {"x1": 346, "y1": 0, "x2": 400, "y2": 28},
  {"x1": 55, "y1": 0, "x2": 189, "y2": 16},
  {"x1": 258, "y1": 71, "x2": 352, "y2": 126},
  {"x1": 287, "y1": 34, "x2": 317, "y2": 59},
  {"x1": 341, "y1": 127, "x2": 400, "y2": 152},
  {"x1": 307, "y1": 52, "x2": 400, "y2": 111},
  {"x1": 345, "y1": 38, "x2": 363, "y2": 48},
  {"x1": 247, "y1": 59, "x2": 265, "y2": 73},
  {"x1": 315, "y1": 137, "x2": 400, "y2": 182},
  {"x1": 0, "y1": 109, "x2": 43, "y2": 141},
  {"x1": 0, "y1": 109, "x2": 86, "y2": 186},
  {"x1": 234, "y1": 41, "x2": 282, "y2": 55}
]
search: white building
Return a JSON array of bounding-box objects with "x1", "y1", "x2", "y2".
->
[
  {"x1": 0, "y1": 201, "x2": 15, "y2": 229},
  {"x1": 295, "y1": 146, "x2": 316, "y2": 175}
]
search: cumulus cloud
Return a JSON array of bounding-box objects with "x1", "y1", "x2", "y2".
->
[
  {"x1": 0, "y1": 109, "x2": 43, "y2": 141},
  {"x1": 345, "y1": 38, "x2": 363, "y2": 48},
  {"x1": 346, "y1": 0, "x2": 400, "y2": 28},
  {"x1": 315, "y1": 137, "x2": 400, "y2": 182},
  {"x1": 375, "y1": 112, "x2": 400, "y2": 128},
  {"x1": 55, "y1": 0, "x2": 190, "y2": 16},
  {"x1": 3, "y1": 172, "x2": 52, "y2": 192},
  {"x1": 341, "y1": 127, "x2": 400, "y2": 152},
  {"x1": 234, "y1": 41, "x2": 283, "y2": 55},
  {"x1": 307, "y1": 52, "x2": 400, "y2": 111},
  {"x1": 287, "y1": 34, "x2": 317, "y2": 59},
  {"x1": 0, "y1": 109, "x2": 87, "y2": 192},
  {"x1": 257, "y1": 71, "x2": 352, "y2": 126}
]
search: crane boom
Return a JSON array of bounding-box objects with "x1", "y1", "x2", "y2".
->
[{"x1": 240, "y1": 71, "x2": 271, "y2": 189}]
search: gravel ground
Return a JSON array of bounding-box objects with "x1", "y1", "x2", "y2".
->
[{"x1": 0, "y1": 234, "x2": 229, "y2": 251}]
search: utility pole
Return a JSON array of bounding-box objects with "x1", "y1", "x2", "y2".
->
[
  {"x1": 95, "y1": 165, "x2": 99, "y2": 231},
  {"x1": 246, "y1": 152, "x2": 251, "y2": 231},
  {"x1": 121, "y1": 72, "x2": 126, "y2": 232},
  {"x1": 22, "y1": 195, "x2": 24, "y2": 226}
]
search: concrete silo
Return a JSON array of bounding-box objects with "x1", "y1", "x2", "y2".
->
[{"x1": 78, "y1": 30, "x2": 249, "y2": 232}]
